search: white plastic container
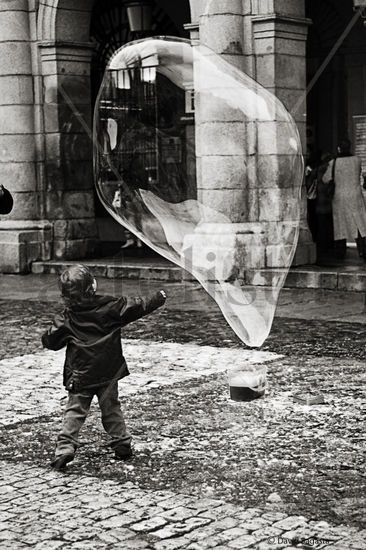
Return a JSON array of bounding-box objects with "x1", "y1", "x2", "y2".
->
[{"x1": 227, "y1": 364, "x2": 267, "y2": 401}]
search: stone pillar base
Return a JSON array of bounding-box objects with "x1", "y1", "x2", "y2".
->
[
  {"x1": 53, "y1": 238, "x2": 97, "y2": 261},
  {"x1": 181, "y1": 222, "x2": 302, "y2": 282},
  {"x1": 292, "y1": 240, "x2": 316, "y2": 266},
  {"x1": 0, "y1": 221, "x2": 53, "y2": 274}
]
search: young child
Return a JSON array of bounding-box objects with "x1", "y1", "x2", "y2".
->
[{"x1": 42, "y1": 264, "x2": 166, "y2": 471}]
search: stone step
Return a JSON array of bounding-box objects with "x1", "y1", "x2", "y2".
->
[
  {"x1": 32, "y1": 257, "x2": 366, "y2": 292},
  {"x1": 32, "y1": 258, "x2": 186, "y2": 282}
]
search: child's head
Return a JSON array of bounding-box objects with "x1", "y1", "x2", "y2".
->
[{"x1": 59, "y1": 265, "x2": 97, "y2": 305}]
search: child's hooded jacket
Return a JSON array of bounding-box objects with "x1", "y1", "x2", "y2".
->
[{"x1": 42, "y1": 292, "x2": 165, "y2": 391}]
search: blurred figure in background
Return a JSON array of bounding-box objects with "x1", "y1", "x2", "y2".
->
[{"x1": 323, "y1": 139, "x2": 366, "y2": 260}]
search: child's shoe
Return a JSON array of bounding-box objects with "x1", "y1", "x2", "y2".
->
[
  {"x1": 51, "y1": 453, "x2": 74, "y2": 471},
  {"x1": 114, "y1": 446, "x2": 133, "y2": 461}
]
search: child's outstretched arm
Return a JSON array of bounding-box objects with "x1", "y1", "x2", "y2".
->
[
  {"x1": 118, "y1": 290, "x2": 166, "y2": 326},
  {"x1": 42, "y1": 312, "x2": 71, "y2": 351}
]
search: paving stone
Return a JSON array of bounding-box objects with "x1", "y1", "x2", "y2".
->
[
  {"x1": 272, "y1": 516, "x2": 308, "y2": 531},
  {"x1": 323, "y1": 544, "x2": 352, "y2": 550},
  {"x1": 0, "y1": 512, "x2": 15, "y2": 522},
  {"x1": 196, "y1": 532, "x2": 238, "y2": 549},
  {"x1": 210, "y1": 516, "x2": 239, "y2": 531},
  {"x1": 68, "y1": 541, "x2": 110, "y2": 550},
  {"x1": 281, "y1": 527, "x2": 319, "y2": 546},
  {"x1": 346, "y1": 538, "x2": 366, "y2": 549},
  {"x1": 97, "y1": 529, "x2": 134, "y2": 544},
  {"x1": 186, "y1": 498, "x2": 223, "y2": 511},
  {"x1": 159, "y1": 496, "x2": 195, "y2": 510},
  {"x1": 80, "y1": 496, "x2": 117, "y2": 510},
  {"x1": 44, "y1": 510, "x2": 79, "y2": 524},
  {"x1": 252, "y1": 525, "x2": 283, "y2": 542},
  {"x1": 153, "y1": 517, "x2": 212, "y2": 539},
  {"x1": 161, "y1": 506, "x2": 197, "y2": 522},
  {"x1": 201, "y1": 504, "x2": 241, "y2": 520},
  {"x1": 219, "y1": 527, "x2": 250, "y2": 541},
  {"x1": 261, "y1": 511, "x2": 288, "y2": 523},
  {"x1": 60, "y1": 517, "x2": 95, "y2": 529},
  {"x1": 33, "y1": 541, "x2": 66, "y2": 550},
  {"x1": 312, "y1": 526, "x2": 348, "y2": 542},
  {"x1": 255, "y1": 540, "x2": 289, "y2": 550},
  {"x1": 114, "y1": 500, "x2": 141, "y2": 512},
  {"x1": 0, "y1": 530, "x2": 18, "y2": 541},
  {"x1": 22, "y1": 529, "x2": 64, "y2": 545},
  {"x1": 62, "y1": 526, "x2": 103, "y2": 542},
  {"x1": 151, "y1": 491, "x2": 177, "y2": 502},
  {"x1": 0, "y1": 486, "x2": 18, "y2": 495},
  {"x1": 130, "y1": 516, "x2": 168, "y2": 533},
  {"x1": 227, "y1": 534, "x2": 257, "y2": 548},
  {"x1": 186, "y1": 538, "x2": 220, "y2": 549},
  {"x1": 113, "y1": 503, "x2": 151, "y2": 520},
  {"x1": 132, "y1": 496, "x2": 165, "y2": 508},
  {"x1": 0, "y1": 504, "x2": 12, "y2": 512},
  {"x1": 98, "y1": 514, "x2": 137, "y2": 529},
  {"x1": 183, "y1": 523, "x2": 222, "y2": 542},
  {"x1": 240, "y1": 517, "x2": 271, "y2": 532},
  {"x1": 153, "y1": 537, "x2": 192, "y2": 550},
  {"x1": 87, "y1": 507, "x2": 122, "y2": 521},
  {"x1": 121, "y1": 542, "x2": 152, "y2": 549},
  {"x1": 235, "y1": 508, "x2": 264, "y2": 520},
  {"x1": 2, "y1": 543, "x2": 28, "y2": 550},
  {"x1": 134, "y1": 506, "x2": 165, "y2": 518}
]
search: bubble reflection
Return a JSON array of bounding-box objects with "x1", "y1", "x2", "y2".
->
[{"x1": 94, "y1": 37, "x2": 303, "y2": 347}]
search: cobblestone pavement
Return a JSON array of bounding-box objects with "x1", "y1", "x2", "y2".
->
[
  {"x1": 0, "y1": 342, "x2": 278, "y2": 426},
  {"x1": 3, "y1": 462, "x2": 365, "y2": 550},
  {"x1": 1, "y1": 294, "x2": 366, "y2": 549}
]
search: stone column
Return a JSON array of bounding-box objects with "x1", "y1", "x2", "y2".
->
[
  {"x1": 0, "y1": 0, "x2": 52, "y2": 273},
  {"x1": 38, "y1": 41, "x2": 98, "y2": 260},
  {"x1": 252, "y1": 2, "x2": 315, "y2": 265},
  {"x1": 184, "y1": 0, "x2": 263, "y2": 279}
]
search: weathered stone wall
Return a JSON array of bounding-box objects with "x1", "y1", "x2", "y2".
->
[
  {"x1": 0, "y1": 0, "x2": 37, "y2": 219},
  {"x1": 0, "y1": 0, "x2": 314, "y2": 273},
  {"x1": 0, "y1": 0, "x2": 98, "y2": 272},
  {"x1": 0, "y1": 0, "x2": 52, "y2": 272},
  {"x1": 37, "y1": 0, "x2": 98, "y2": 261},
  {"x1": 38, "y1": 40, "x2": 97, "y2": 260},
  {"x1": 186, "y1": 0, "x2": 314, "y2": 275}
]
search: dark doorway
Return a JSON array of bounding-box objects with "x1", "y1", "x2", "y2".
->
[
  {"x1": 89, "y1": 0, "x2": 191, "y2": 255},
  {"x1": 306, "y1": 0, "x2": 366, "y2": 265}
]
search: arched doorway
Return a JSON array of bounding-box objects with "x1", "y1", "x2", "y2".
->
[
  {"x1": 89, "y1": 0, "x2": 190, "y2": 255},
  {"x1": 37, "y1": 0, "x2": 192, "y2": 260}
]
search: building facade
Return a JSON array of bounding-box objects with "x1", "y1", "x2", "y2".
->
[{"x1": 0, "y1": 0, "x2": 364, "y2": 272}]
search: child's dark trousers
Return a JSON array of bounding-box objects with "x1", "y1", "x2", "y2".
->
[{"x1": 55, "y1": 381, "x2": 131, "y2": 458}]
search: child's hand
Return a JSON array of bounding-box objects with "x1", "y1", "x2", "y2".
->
[{"x1": 160, "y1": 290, "x2": 167, "y2": 299}]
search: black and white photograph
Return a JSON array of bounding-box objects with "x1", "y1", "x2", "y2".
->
[{"x1": 0, "y1": 0, "x2": 365, "y2": 549}]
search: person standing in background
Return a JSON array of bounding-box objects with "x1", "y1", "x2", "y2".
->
[{"x1": 322, "y1": 139, "x2": 366, "y2": 260}]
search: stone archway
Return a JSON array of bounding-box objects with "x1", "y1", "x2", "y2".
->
[
  {"x1": 36, "y1": 0, "x2": 194, "y2": 259},
  {"x1": 37, "y1": 0, "x2": 96, "y2": 43}
]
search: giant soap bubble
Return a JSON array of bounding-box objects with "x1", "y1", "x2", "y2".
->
[{"x1": 94, "y1": 37, "x2": 303, "y2": 347}]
